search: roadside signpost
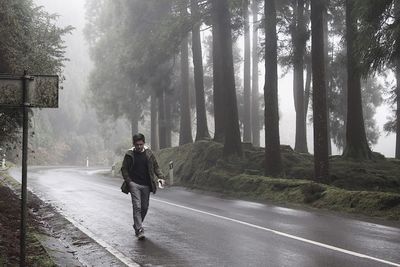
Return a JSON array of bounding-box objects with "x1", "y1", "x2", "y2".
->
[
  {"x1": 0, "y1": 72, "x2": 59, "y2": 267},
  {"x1": 0, "y1": 73, "x2": 59, "y2": 107}
]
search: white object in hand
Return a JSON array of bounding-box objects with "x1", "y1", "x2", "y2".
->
[{"x1": 158, "y1": 179, "x2": 165, "y2": 189}]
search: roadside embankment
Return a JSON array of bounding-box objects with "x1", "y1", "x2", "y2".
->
[
  {"x1": 0, "y1": 172, "x2": 56, "y2": 266},
  {"x1": 153, "y1": 140, "x2": 400, "y2": 220}
]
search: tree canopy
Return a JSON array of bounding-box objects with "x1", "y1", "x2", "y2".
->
[{"x1": 0, "y1": 0, "x2": 72, "y2": 151}]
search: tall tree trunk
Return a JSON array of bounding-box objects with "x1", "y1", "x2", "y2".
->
[
  {"x1": 251, "y1": 0, "x2": 260, "y2": 147},
  {"x1": 165, "y1": 90, "x2": 172, "y2": 148},
  {"x1": 151, "y1": 92, "x2": 159, "y2": 151},
  {"x1": 130, "y1": 114, "x2": 139, "y2": 145},
  {"x1": 212, "y1": 0, "x2": 242, "y2": 156},
  {"x1": 304, "y1": 58, "x2": 312, "y2": 119},
  {"x1": 243, "y1": 0, "x2": 252, "y2": 143},
  {"x1": 293, "y1": 0, "x2": 308, "y2": 153},
  {"x1": 343, "y1": 0, "x2": 373, "y2": 159},
  {"x1": 396, "y1": 64, "x2": 400, "y2": 158},
  {"x1": 158, "y1": 90, "x2": 167, "y2": 149},
  {"x1": 128, "y1": 90, "x2": 140, "y2": 145},
  {"x1": 395, "y1": 1, "x2": 400, "y2": 159},
  {"x1": 191, "y1": 0, "x2": 210, "y2": 141},
  {"x1": 179, "y1": 35, "x2": 193, "y2": 145},
  {"x1": 323, "y1": 4, "x2": 332, "y2": 155},
  {"x1": 128, "y1": 87, "x2": 140, "y2": 145},
  {"x1": 212, "y1": 2, "x2": 225, "y2": 142},
  {"x1": 311, "y1": 0, "x2": 329, "y2": 181},
  {"x1": 304, "y1": 1, "x2": 312, "y2": 122},
  {"x1": 264, "y1": 0, "x2": 282, "y2": 176}
]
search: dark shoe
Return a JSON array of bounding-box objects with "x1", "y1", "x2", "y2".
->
[{"x1": 137, "y1": 228, "x2": 145, "y2": 240}]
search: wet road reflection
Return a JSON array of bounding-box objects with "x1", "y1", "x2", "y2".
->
[{"x1": 9, "y1": 167, "x2": 400, "y2": 267}]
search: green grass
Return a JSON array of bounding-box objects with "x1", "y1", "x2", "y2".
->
[
  {"x1": 329, "y1": 157, "x2": 400, "y2": 193},
  {"x1": 27, "y1": 232, "x2": 56, "y2": 267}
]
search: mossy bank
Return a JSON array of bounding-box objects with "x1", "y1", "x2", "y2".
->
[{"x1": 153, "y1": 140, "x2": 400, "y2": 220}]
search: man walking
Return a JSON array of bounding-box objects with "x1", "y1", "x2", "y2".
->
[{"x1": 121, "y1": 133, "x2": 165, "y2": 240}]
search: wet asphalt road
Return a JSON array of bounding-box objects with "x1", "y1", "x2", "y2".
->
[{"x1": 9, "y1": 167, "x2": 400, "y2": 267}]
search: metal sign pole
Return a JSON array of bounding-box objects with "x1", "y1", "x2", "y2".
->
[
  {"x1": 20, "y1": 71, "x2": 30, "y2": 267},
  {"x1": 0, "y1": 72, "x2": 59, "y2": 266}
]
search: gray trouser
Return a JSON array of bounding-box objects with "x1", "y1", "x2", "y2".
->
[{"x1": 129, "y1": 181, "x2": 150, "y2": 232}]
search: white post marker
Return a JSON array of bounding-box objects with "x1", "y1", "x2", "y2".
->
[
  {"x1": 86, "y1": 157, "x2": 89, "y2": 168},
  {"x1": 169, "y1": 161, "x2": 174, "y2": 185},
  {"x1": 111, "y1": 163, "x2": 115, "y2": 176},
  {"x1": 1, "y1": 149, "x2": 4, "y2": 169}
]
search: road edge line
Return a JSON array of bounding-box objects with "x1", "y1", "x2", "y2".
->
[
  {"x1": 61, "y1": 214, "x2": 140, "y2": 267},
  {"x1": 153, "y1": 198, "x2": 400, "y2": 267}
]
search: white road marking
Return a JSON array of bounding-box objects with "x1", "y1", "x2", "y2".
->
[
  {"x1": 11, "y1": 168, "x2": 399, "y2": 267},
  {"x1": 153, "y1": 198, "x2": 400, "y2": 267}
]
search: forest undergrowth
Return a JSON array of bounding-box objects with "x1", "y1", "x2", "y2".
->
[{"x1": 152, "y1": 140, "x2": 400, "y2": 220}]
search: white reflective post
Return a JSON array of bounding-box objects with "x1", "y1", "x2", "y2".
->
[
  {"x1": 111, "y1": 163, "x2": 115, "y2": 176},
  {"x1": 86, "y1": 157, "x2": 89, "y2": 168},
  {"x1": 0, "y1": 149, "x2": 4, "y2": 169},
  {"x1": 169, "y1": 161, "x2": 174, "y2": 185}
]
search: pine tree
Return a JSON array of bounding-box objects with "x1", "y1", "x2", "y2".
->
[
  {"x1": 264, "y1": 0, "x2": 282, "y2": 176},
  {"x1": 343, "y1": 0, "x2": 373, "y2": 159},
  {"x1": 311, "y1": 0, "x2": 330, "y2": 181}
]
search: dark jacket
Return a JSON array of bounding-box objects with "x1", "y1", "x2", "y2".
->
[{"x1": 121, "y1": 146, "x2": 165, "y2": 194}]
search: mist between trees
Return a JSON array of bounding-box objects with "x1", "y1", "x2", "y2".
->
[{"x1": 1, "y1": 0, "x2": 399, "y2": 181}]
